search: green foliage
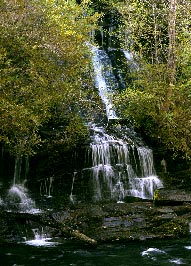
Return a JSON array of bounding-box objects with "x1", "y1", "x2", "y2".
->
[
  {"x1": 115, "y1": 65, "x2": 191, "y2": 158},
  {"x1": 0, "y1": 0, "x2": 100, "y2": 155},
  {"x1": 113, "y1": 0, "x2": 191, "y2": 159},
  {"x1": 45, "y1": 114, "x2": 90, "y2": 150},
  {"x1": 113, "y1": 0, "x2": 169, "y2": 63}
]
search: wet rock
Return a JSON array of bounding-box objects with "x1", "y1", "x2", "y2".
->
[
  {"x1": 151, "y1": 220, "x2": 189, "y2": 238},
  {"x1": 1, "y1": 199, "x2": 191, "y2": 244},
  {"x1": 75, "y1": 202, "x2": 191, "y2": 243},
  {"x1": 154, "y1": 188, "x2": 191, "y2": 205},
  {"x1": 124, "y1": 196, "x2": 150, "y2": 203},
  {"x1": 51, "y1": 210, "x2": 71, "y2": 223}
]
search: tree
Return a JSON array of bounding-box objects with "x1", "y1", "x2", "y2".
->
[
  {"x1": 168, "y1": 0, "x2": 177, "y2": 85},
  {"x1": 0, "y1": 0, "x2": 100, "y2": 156},
  {"x1": 164, "y1": 0, "x2": 177, "y2": 111},
  {"x1": 113, "y1": 0, "x2": 191, "y2": 159}
]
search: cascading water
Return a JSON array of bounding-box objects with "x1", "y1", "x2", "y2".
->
[
  {"x1": 86, "y1": 45, "x2": 163, "y2": 202},
  {"x1": 6, "y1": 184, "x2": 36, "y2": 212},
  {"x1": 88, "y1": 124, "x2": 163, "y2": 202},
  {"x1": 123, "y1": 50, "x2": 139, "y2": 70},
  {"x1": 2, "y1": 155, "x2": 39, "y2": 213},
  {"x1": 40, "y1": 176, "x2": 54, "y2": 198},
  {"x1": 91, "y1": 46, "x2": 118, "y2": 120},
  {"x1": 25, "y1": 228, "x2": 58, "y2": 247}
]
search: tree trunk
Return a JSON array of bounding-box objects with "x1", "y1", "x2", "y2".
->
[
  {"x1": 163, "y1": 0, "x2": 177, "y2": 111},
  {"x1": 152, "y1": 2, "x2": 159, "y2": 64},
  {"x1": 0, "y1": 211, "x2": 97, "y2": 246},
  {"x1": 168, "y1": 0, "x2": 177, "y2": 84}
]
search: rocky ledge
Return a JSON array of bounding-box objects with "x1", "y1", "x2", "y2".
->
[
  {"x1": 63, "y1": 200, "x2": 191, "y2": 243},
  {"x1": 0, "y1": 189, "x2": 191, "y2": 245},
  {"x1": 154, "y1": 188, "x2": 191, "y2": 205}
]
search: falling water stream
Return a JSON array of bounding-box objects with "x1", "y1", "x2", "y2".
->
[
  {"x1": 3, "y1": 155, "x2": 40, "y2": 213},
  {"x1": 88, "y1": 123, "x2": 163, "y2": 202},
  {"x1": 91, "y1": 46, "x2": 118, "y2": 119},
  {"x1": 87, "y1": 46, "x2": 163, "y2": 203}
]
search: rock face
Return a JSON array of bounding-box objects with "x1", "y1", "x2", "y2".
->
[
  {"x1": 71, "y1": 202, "x2": 191, "y2": 243},
  {"x1": 154, "y1": 188, "x2": 191, "y2": 205}
]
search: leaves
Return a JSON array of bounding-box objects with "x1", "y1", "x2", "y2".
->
[
  {"x1": 114, "y1": 0, "x2": 191, "y2": 159},
  {"x1": 0, "y1": 0, "x2": 99, "y2": 155}
]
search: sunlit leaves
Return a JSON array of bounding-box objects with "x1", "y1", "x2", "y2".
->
[
  {"x1": 113, "y1": 0, "x2": 191, "y2": 159},
  {"x1": 0, "y1": 0, "x2": 99, "y2": 155},
  {"x1": 115, "y1": 71, "x2": 191, "y2": 158}
]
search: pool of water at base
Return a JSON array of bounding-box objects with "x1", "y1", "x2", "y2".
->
[{"x1": 1, "y1": 238, "x2": 191, "y2": 266}]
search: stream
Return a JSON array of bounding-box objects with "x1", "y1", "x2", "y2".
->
[{"x1": 1, "y1": 238, "x2": 191, "y2": 266}]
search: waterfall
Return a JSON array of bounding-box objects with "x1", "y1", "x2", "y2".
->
[
  {"x1": 13, "y1": 155, "x2": 22, "y2": 185},
  {"x1": 40, "y1": 176, "x2": 54, "y2": 198},
  {"x1": 6, "y1": 184, "x2": 39, "y2": 213},
  {"x1": 70, "y1": 171, "x2": 77, "y2": 204},
  {"x1": 89, "y1": 46, "x2": 163, "y2": 202},
  {"x1": 137, "y1": 147, "x2": 156, "y2": 177},
  {"x1": 3, "y1": 154, "x2": 39, "y2": 213},
  {"x1": 89, "y1": 124, "x2": 163, "y2": 201},
  {"x1": 25, "y1": 228, "x2": 58, "y2": 246},
  {"x1": 91, "y1": 46, "x2": 119, "y2": 120},
  {"x1": 123, "y1": 50, "x2": 139, "y2": 70}
]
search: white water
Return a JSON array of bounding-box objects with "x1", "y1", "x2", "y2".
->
[
  {"x1": 142, "y1": 247, "x2": 166, "y2": 256},
  {"x1": 25, "y1": 228, "x2": 58, "y2": 247},
  {"x1": 13, "y1": 155, "x2": 22, "y2": 184},
  {"x1": 6, "y1": 184, "x2": 40, "y2": 213},
  {"x1": 91, "y1": 46, "x2": 118, "y2": 120},
  {"x1": 142, "y1": 247, "x2": 187, "y2": 265},
  {"x1": 123, "y1": 50, "x2": 139, "y2": 70},
  {"x1": 123, "y1": 50, "x2": 133, "y2": 61},
  {"x1": 89, "y1": 46, "x2": 163, "y2": 201},
  {"x1": 70, "y1": 172, "x2": 77, "y2": 204},
  {"x1": 40, "y1": 176, "x2": 54, "y2": 198},
  {"x1": 89, "y1": 124, "x2": 163, "y2": 201},
  {"x1": 0, "y1": 197, "x2": 3, "y2": 205},
  {"x1": 1, "y1": 152, "x2": 41, "y2": 213}
]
